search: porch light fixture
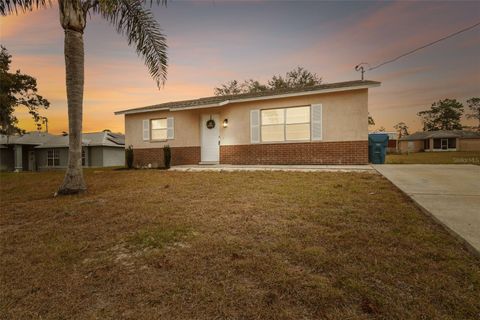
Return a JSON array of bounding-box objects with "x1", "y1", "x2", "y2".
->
[{"x1": 223, "y1": 119, "x2": 228, "y2": 128}]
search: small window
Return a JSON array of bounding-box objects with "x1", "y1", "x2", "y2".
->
[
  {"x1": 261, "y1": 106, "x2": 310, "y2": 142},
  {"x1": 47, "y1": 149, "x2": 60, "y2": 167},
  {"x1": 82, "y1": 149, "x2": 86, "y2": 166},
  {"x1": 151, "y1": 118, "x2": 167, "y2": 140}
]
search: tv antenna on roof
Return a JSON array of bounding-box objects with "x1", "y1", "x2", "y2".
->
[{"x1": 354, "y1": 63, "x2": 370, "y2": 80}]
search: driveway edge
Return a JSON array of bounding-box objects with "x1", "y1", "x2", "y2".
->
[{"x1": 373, "y1": 166, "x2": 480, "y2": 260}]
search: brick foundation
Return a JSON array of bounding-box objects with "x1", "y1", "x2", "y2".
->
[
  {"x1": 133, "y1": 141, "x2": 368, "y2": 167},
  {"x1": 220, "y1": 141, "x2": 368, "y2": 165},
  {"x1": 133, "y1": 147, "x2": 200, "y2": 168}
]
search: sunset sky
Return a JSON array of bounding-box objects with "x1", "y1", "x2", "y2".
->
[{"x1": 1, "y1": 0, "x2": 479, "y2": 134}]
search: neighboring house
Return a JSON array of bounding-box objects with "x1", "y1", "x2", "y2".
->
[
  {"x1": 398, "y1": 130, "x2": 480, "y2": 153},
  {"x1": 115, "y1": 80, "x2": 381, "y2": 167},
  {"x1": 0, "y1": 132, "x2": 54, "y2": 171},
  {"x1": 369, "y1": 131, "x2": 398, "y2": 153},
  {"x1": 0, "y1": 131, "x2": 125, "y2": 171}
]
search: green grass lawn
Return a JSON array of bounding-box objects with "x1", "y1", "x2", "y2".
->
[
  {"x1": 386, "y1": 151, "x2": 480, "y2": 164},
  {"x1": 1, "y1": 169, "x2": 479, "y2": 319}
]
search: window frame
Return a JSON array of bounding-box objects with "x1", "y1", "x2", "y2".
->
[
  {"x1": 433, "y1": 138, "x2": 457, "y2": 150},
  {"x1": 150, "y1": 118, "x2": 168, "y2": 141},
  {"x1": 82, "y1": 148, "x2": 86, "y2": 166},
  {"x1": 260, "y1": 105, "x2": 311, "y2": 143},
  {"x1": 47, "y1": 149, "x2": 60, "y2": 167}
]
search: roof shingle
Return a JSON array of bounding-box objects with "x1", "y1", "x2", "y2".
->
[
  {"x1": 400, "y1": 130, "x2": 480, "y2": 141},
  {"x1": 115, "y1": 80, "x2": 380, "y2": 115},
  {"x1": 36, "y1": 132, "x2": 125, "y2": 148}
]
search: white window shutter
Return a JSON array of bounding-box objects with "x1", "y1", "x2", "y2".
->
[
  {"x1": 311, "y1": 104, "x2": 322, "y2": 141},
  {"x1": 250, "y1": 109, "x2": 260, "y2": 144},
  {"x1": 142, "y1": 119, "x2": 150, "y2": 141},
  {"x1": 167, "y1": 117, "x2": 174, "y2": 140}
]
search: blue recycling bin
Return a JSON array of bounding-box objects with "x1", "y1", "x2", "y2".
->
[{"x1": 368, "y1": 133, "x2": 389, "y2": 164}]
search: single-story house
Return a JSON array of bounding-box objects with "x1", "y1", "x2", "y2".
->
[
  {"x1": 398, "y1": 130, "x2": 480, "y2": 153},
  {"x1": 115, "y1": 80, "x2": 381, "y2": 167},
  {"x1": 0, "y1": 132, "x2": 54, "y2": 171},
  {"x1": 0, "y1": 131, "x2": 125, "y2": 171}
]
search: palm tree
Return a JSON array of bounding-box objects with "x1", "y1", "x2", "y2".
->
[{"x1": 1, "y1": 0, "x2": 168, "y2": 195}]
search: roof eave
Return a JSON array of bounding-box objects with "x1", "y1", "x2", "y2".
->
[
  {"x1": 114, "y1": 106, "x2": 170, "y2": 116},
  {"x1": 36, "y1": 144, "x2": 124, "y2": 149},
  {"x1": 114, "y1": 82, "x2": 380, "y2": 115}
]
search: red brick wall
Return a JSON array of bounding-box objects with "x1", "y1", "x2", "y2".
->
[
  {"x1": 133, "y1": 141, "x2": 368, "y2": 166},
  {"x1": 388, "y1": 140, "x2": 397, "y2": 148},
  {"x1": 133, "y1": 147, "x2": 200, "y2": 168},
  {"x1": 220, "y1": 141, "x2": 368, "y2": 165}
]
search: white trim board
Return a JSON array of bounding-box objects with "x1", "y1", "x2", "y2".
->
[{"x1": 114, "y1": 83, "x2": 380, "y2": 115}]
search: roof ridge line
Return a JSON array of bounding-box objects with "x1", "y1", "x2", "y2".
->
[{"x1": 114, "y1": 80, "x2": 381, "y2": 115}]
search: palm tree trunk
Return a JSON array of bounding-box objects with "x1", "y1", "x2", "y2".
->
[{"x1": 57, "y1": 0, "x2": 87, "y2": 195}]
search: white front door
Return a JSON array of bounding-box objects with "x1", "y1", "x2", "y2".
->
[{"x1": 200, "y1": 114, "x2": 220, "y2": 163}]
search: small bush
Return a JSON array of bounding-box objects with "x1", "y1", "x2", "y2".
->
[
  {"x1": 164, "y1": 144, "x2": 171, "y2": 169},
  {"x1": 126, "y1": 145, "x2": 134, "y2": 169}
]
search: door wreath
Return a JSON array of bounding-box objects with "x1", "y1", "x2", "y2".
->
[{"x1": 206, "y1": 118, "x2": 215, "y2": 129}]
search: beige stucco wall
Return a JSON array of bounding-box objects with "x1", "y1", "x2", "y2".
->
[
  {"x1": 459, "y1": 138, "x2": 480, "y2": 151},
  {"x1": 124, "y1": 89, "x2": 369, "y2": 149}
]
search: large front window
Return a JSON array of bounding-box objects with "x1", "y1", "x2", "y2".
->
[
  {"x1": 47, "y1": 149, "x2": 59, "y2": 167},
  {"x1": 151, "y1": 118, "x2": 167, "y2": 140},
  {"x1": 261, "y1": 106, "x2": 310, "y2": 142}
]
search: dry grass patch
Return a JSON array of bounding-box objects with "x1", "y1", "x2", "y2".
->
[
  {"x1": 0, "y1": 169, "x2": 479, "y2": 319},
  {"x1": 128, "y1": 225, "x2": 191, "y2": 249}
]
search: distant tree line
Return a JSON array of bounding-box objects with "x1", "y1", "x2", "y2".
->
[
  {"x1": 371, "y1": 97, "x2": 479, "y2": 137},
  {"x1": 214, "y1": 66, "x2": 322, "y2": 96}
]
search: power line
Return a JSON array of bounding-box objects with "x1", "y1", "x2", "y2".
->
[{"x1": 361, "y1": 21, "x2": 480, "y2": 72}]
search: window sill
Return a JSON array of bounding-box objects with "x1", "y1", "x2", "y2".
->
[
  {"x1": 259, "y1": 140, "x2": 318, "y2": 144},
  {"x1": 428, "y1": 149, "x2": 457, "y2": 152}
]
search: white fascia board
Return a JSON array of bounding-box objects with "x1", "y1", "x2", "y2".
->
[
  {"x1": 114, "y1": 83, "x2": 379, "y2": 115},
  {"x1": 114, "y1": 107, "x2": 170, "y2": 115},
  {"x1": 171, "y1": 84, "x2": 378, "y2": 111},
  {"x1": 222, "y1": 84, "x2": 378, "y2": 105},
  {"x1": 170, "y1": 101, "x2": 228, "y2": 111}
]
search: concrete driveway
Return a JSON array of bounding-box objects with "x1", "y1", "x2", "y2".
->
[{"x1": 374, "y1": 164, "x2": 480, "y2": 254}]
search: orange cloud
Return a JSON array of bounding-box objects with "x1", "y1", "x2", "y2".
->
[{"x1": 0, "y1": 6, "x2": 59, "y2": 44}]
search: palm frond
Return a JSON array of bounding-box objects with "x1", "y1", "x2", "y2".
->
[
  {"x1": 0, "y1": 0, "x2": 50, "y2": 15},
  {"x1": 94, "y1": 0, "x2": 167, "y2": 87}
]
